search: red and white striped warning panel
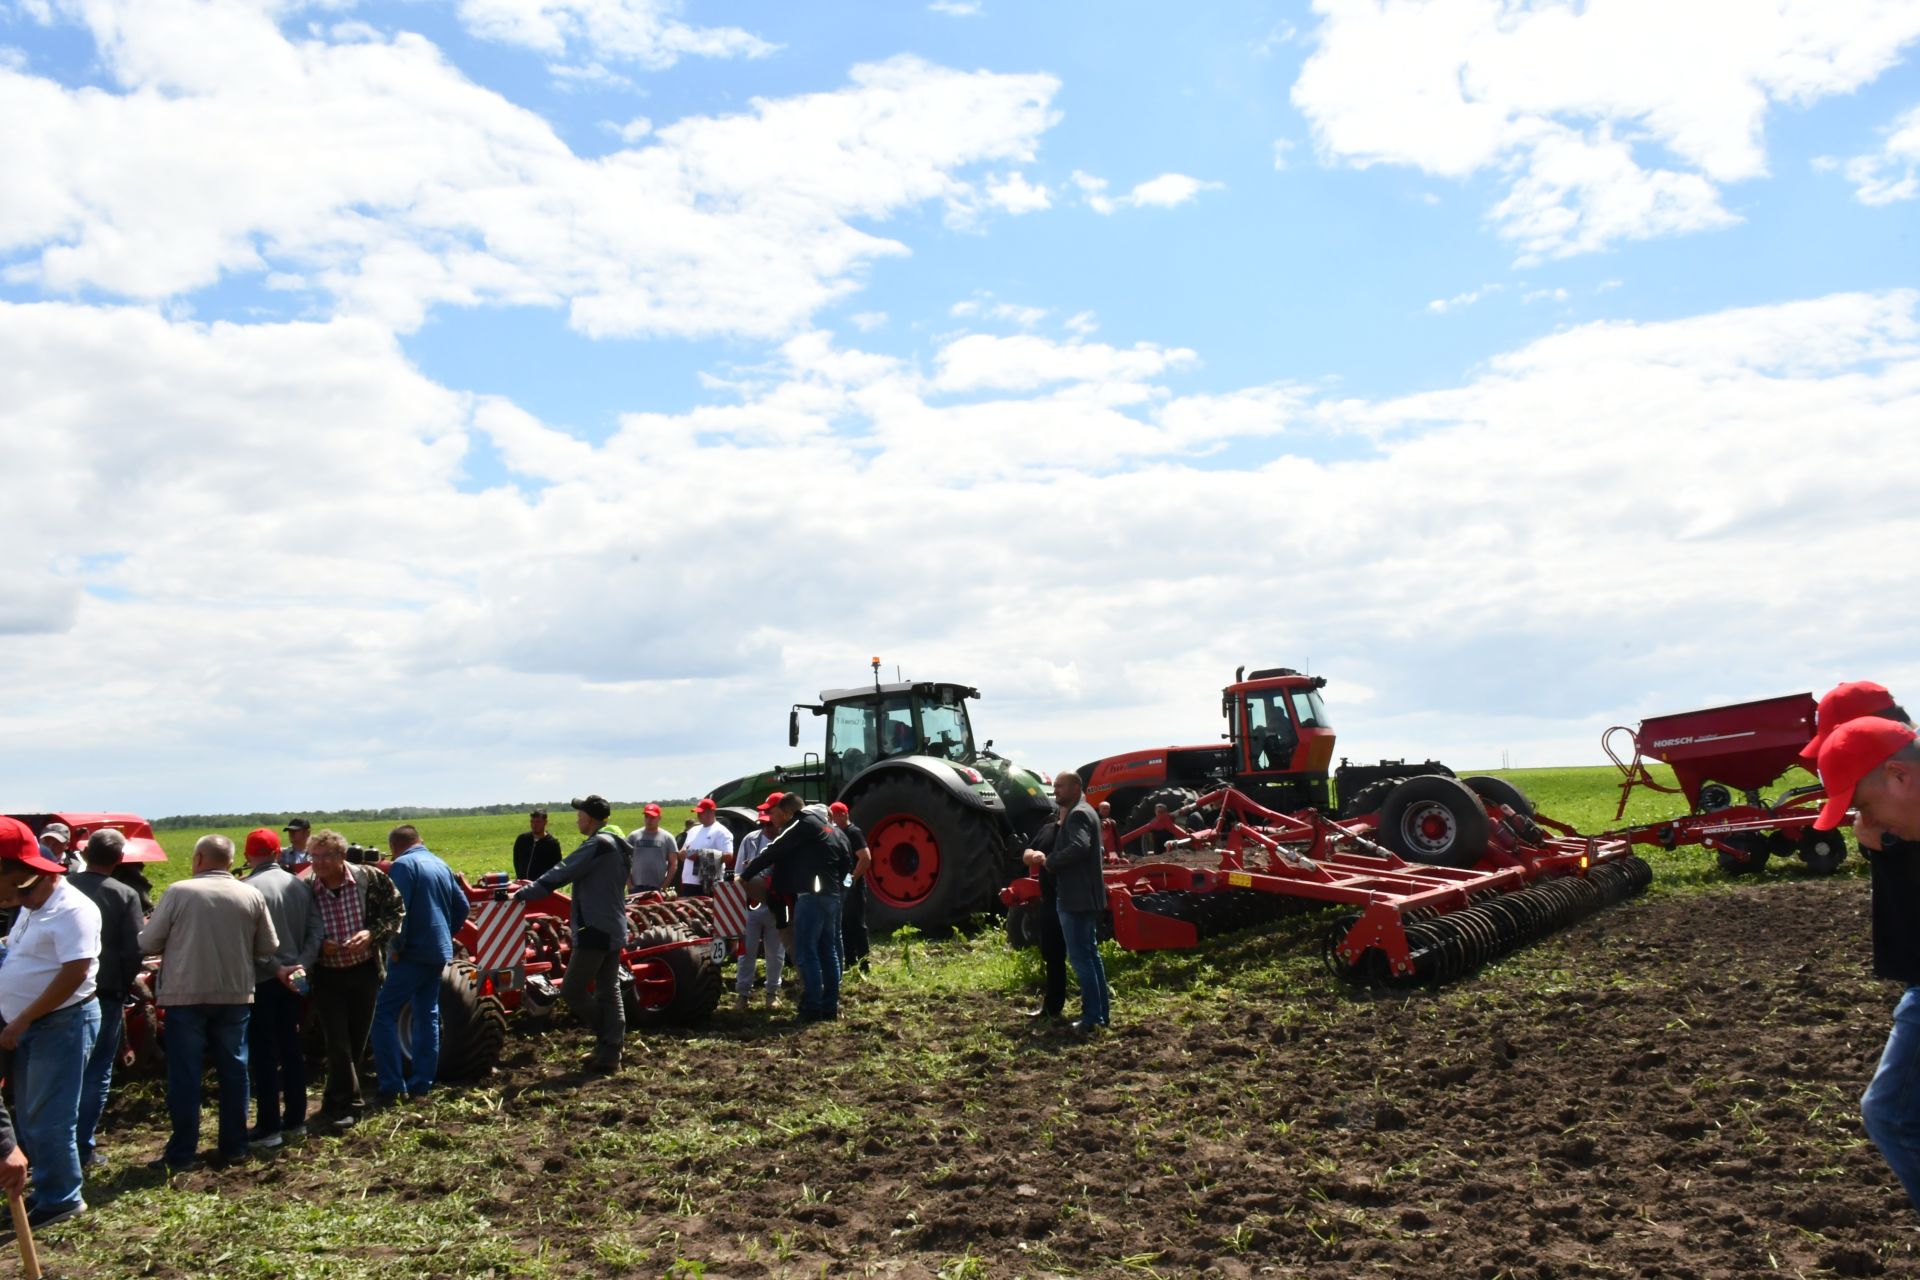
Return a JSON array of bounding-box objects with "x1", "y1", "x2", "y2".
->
[
  {"x1": 470, "y1": 899, "x2": 527, "y2": 973},
  {"x1": 710, "y1": 881, "x2": 750, "y2": 939}
]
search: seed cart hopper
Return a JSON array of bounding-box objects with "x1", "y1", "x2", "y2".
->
[{"x1": 1601, "y1": 693, "x2": 1849, "y2": 874}]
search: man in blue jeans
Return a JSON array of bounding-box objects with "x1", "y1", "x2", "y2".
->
[
  {"x1": 1807, "y1": 694, "x2": 1920, "y2": 1213},
  {"x1": 1024, "y1": 771, "x2": 1109, "y2": 1034},
  {"x1": 137, "y1": 834, "x2": 280, "y2": 1171},
  {"x1": 740, "y1": 795, "x2": 850, "y2": 1024},
  {"x1": 0, "y1": 817, "x2": 102, "y2": 1228},
  {"x1": 371, "y1": 825, "x2": 469, "y2": 1104}
]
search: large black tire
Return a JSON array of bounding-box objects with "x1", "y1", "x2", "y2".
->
[
  {"x1": 1005, "y1": 900, "x2": 1046, "y2": 950},
  {"x1": 1124, "y1": 786, "x2": 1202, "y2": 855},
  {"x1": 1462, "y1": 775, "x2": 1535, "y2": 818},
  {"x1": 1339, "y1": 779, "x2": 1399, "y2": 819},
  {"x1": 851, "y1": 773, "x2": 1007, "y2": 933},
  {"x1": 1797, "y1": 827, "x2": 1848, "y2": 875},
  {"x1": 625, "y1": 924, "x2": 724, "y2": 1029},
  {"x1": 1376, "y1": 776, "x2": 1491, "y2": 868},
  {"x1": 398, "y1": 960, "x2": 508, "y2": 1082}
]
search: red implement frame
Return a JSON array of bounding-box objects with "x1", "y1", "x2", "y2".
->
[{"x1": 1004, "y1": 784, "x2": 1639, "y2": 981}]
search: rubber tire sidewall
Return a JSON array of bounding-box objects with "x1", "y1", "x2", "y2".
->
[
  {"x1": 853, "y1": 773, "x2": 1003, "y2": 934},
  {"x1": 1377, "y1": 775, "x2": 1491, "y2": 868},
  {"x1": 1462, "y1": 775, "x2": 1536, "y2": 818}
]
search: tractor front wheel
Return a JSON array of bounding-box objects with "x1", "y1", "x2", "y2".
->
[
  {"x1": 854, "y1": 774, "x2": 1004, "y2": 933},
  {"x1": 1376, "y1": 776, "x2": 1491, "y2": 868},
  {"x1": 1125, "y1": 787, "x2": 1202, "y2": 855}
]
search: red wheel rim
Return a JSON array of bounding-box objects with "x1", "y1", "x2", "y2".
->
[{"x1": 867, "y1": 813, "x2": 942, "y2": 908}]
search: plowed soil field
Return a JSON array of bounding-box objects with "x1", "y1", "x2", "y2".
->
[{"x1": 52, "y1": 876, "x2": 1917, "y2": 1278}]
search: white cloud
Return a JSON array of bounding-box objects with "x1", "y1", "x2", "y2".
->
[
  {"x1": 949, "y1": 295, "x2": 1048, "y2": 329},
  {"x1": 1293, "y1": 0, "x2": 1920, "y2": 258},
  {"x1": 1074, "y1": 170, "x2": 1221, "y2": 215},
  {"x1": 1523, "y1": 286, "x2": 1569, "y2": 304},
  {"x1": 1428, "y1": 284, "x2": 1500, "y2": 314},
  {"x1": 982, "y1": 170, "x2": 1051, "y2": 214},
  {"x1": 848, "y1": 310, "x2": 888, "y2": 332},
  {"x1": 1271, "y1": 138, "x2": 1296, "y2": 170},
  {"x1": 0, "y1": 5, "x2": 1061, "y2": 338},
  {"x1": 928, "y1": 0, "x2": 983, "y2": 14},
  {"x1": 456, "y1": 0, "x2": 775, "y2": 69},
  {"x1": 3, "y1": 290, "x2": 1918, "y2": 808},
  {"x1": 1839, "y1": 101, "x2": 1920, "y2": 204}
]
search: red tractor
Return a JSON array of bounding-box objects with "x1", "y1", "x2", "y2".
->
[{"x1": 1079, "y1": 667, "x2": 1510, "y2": 868}]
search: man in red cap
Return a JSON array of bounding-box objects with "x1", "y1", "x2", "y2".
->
[
  {"x1": 626, "y1": 804, "x2": 678, "y2": 894},
  {"x1": 678, "y1": 797, "x2": 733, "y2": 899},
  {"x1": 0, "y1": 815, "x2": 102, "y2": 1227},
  {"x1": 1813, "y1": 705, "x2": 1920, "y2": 1212},
  {"x1": 1801, "y1": 681, "x2": 1905, "y2": 766}
]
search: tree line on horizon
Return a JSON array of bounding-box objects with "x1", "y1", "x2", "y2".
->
[{"x1": 151, "y1": 801, "x2": 701, "y2": 830}]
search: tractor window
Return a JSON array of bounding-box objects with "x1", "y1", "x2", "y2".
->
[
  {"x1": 1244, "y1": 692, "x2": 1300, "y2": 772},
  {"x1": 1291, "y1": 690, "x2": 1331, "y2": 730},
  {"x1": 828, "y1": 703, "x2": 878, "y2": 783},
  {"x1": 919, "y1": 695, "x2": 973, "y2": 762},
  {"x1": 878, "y1": 696, "x2": 915, "y2": 758}
]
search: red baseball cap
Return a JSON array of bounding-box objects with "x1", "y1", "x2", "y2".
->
[
  {"x1": 763, "y1": 791, "x2": 784, "y2": 807},
  {"x1": 1800, "y1": 681, "x2": 1898, "y2": 764},
  {"x1": 828, "y1": 801, "x2": 850, "y2": 817},
  {"x1": 643, "y1": 803, "x2": 662, "y2": 818},
  {"x1": 695, "y1": 797, "x2": 717, "y2": 812},
  {"x1": 244, "y1": 827, "x2": 282, "y2": 860},
  {"x1": 1814, "y1": 717, "x2": 1917, "y2": 829},
  {"x1": 0, "y1": 817, "x2": 67, "y2": 875}
]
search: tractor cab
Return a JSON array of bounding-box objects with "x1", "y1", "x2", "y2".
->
[
  {"x1": 1219, "y1": 668, "x2": 1340, "y2": 812},
  {"x1": 805, "y1": 680, "x2": 981, "y2": 795}
]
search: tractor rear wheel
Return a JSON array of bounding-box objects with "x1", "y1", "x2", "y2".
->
[
  {"x1": 1462, "y1": 775, "x2": 1536, "y2": 818},
  {"x1": 1376, "y1": 776, "x2": 1491, "y2": 868},
  {"x1": 853, "y1": 774, "x2": 1004, "y2": 933},
  {"x1": 1125, "y1": 787, "x2": 1202, "y2": 855},
  {"x1": 625, "y1": 924, "x2": 725, "y2": 1028},
  {"x1": 1797, "y1": 827, "x2": 1848, "y2": 875}
]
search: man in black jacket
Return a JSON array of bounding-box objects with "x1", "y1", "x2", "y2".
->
[
  {"x1": 1019, "y1": 807, "x2": 1068, "y2": 1021},
  {"x1": 1024, "y1": 771, "x2": 1108, "y2": 1033},
  {"x1": 741, "y1": 795, "x2": 849, "y2": 1023},
  {"x1": 71, "y1": 830, "x2": 145, "y2": 1167},
  {"x1": 1805, "y1": 685, "x2": 1920, "y2": 1212},
  {"x1": 512, "y1": 810, "x2": 563, "y2": 882}
]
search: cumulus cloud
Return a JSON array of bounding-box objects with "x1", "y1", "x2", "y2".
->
[
  {"x1": 0, "y1": 2, "x2": 1062, "y2": 338},
  {"x1": 456, "y1": 0, "x2": 775, "y2": 68},
  {"x1": 1293, "y1": 0, "x2": 1920, "y2": 259},
  {"x1": 1073, "y1": 170, "x2": 1221, "y2": 215},
  {"x1": 1837, "y1": 101, "x2": 1920, "y2": 204},
  {"x1": 1428, "y1": 284, "x2": 1501, "y2": 314},
  {"x1": 4, "y1": 291, "x2": 1917, "y2": 808}
]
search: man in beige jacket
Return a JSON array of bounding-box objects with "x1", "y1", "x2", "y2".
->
[{"x1": 138, "y1": 835, "x2": 280, "y2": 1171}]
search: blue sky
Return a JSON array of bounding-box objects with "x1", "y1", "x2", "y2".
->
[{"x1": 2, "y1": 0, "x2": 1918, "y2": 813}]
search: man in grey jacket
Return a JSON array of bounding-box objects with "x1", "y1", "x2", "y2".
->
[
  {"x1": 138, "y1": 835, "x2": 280, "y2": 1170},
  {"x1": 241, "y1": 828, "x2": 322, "y2": 1149},
  {"x1": 514, "y1": 794, "x2": 629, "y2": 1071},
  {"x1": 1023, "y1": 771, "x2": 1109, "y2": 1034}
]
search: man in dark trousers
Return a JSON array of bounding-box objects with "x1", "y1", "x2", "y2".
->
[
  {"x1": 512, "y1": 810, "x2": 563, "y2": 882},
  {"x1": 514, "y1": 795, "x2": 630, "y2": 1070},
  {"x1": 1018, "y1": 806, "x2": 1068, "y2": 1021},
  {"x1": 370, "y1": 825, "x2": 469, "y2": 1104},
  {"x1": 302, "y1": 829, "x2": 404, "y2": 1130},
  {"x1": 1803, "y1": 683, "x2": 1920, "y2": 1212},
  {"x1": 829, "y1": 802, "x2": 871, "y2": 974},
  {"x1": 1024, "y1": 771, "x2": 1108, "y2": 1033},
  {"x1": 71, "y1": 829, "x2": 146, "y2": 1168},
  {"x1": 742, "y1": 795, "x2": 850, "y2": 1023},
  {"x1": 240, "y1": 828, "x2": 322, "y2": 1149}
]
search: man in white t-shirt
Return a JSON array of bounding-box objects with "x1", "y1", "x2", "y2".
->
[
  {"x1": 0, "y1": 817, "x2": 103, "y2": 1229},
  {"x1": 678, "y1": 798, "x2": 734, "y2": 898}
]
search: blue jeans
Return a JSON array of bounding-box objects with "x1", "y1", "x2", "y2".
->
[
  {"x1": 162, "y1": 1003, "x2": 249, "y2": 1166},
  {"x1": 247, "y1": 980, "x2": 307, "y2": 1133},
  {"x1": 76, "y1": 994, "x2": 124, "y2": 1161},
  {"x1": 1057, "y1": 906, "x2": 1110, "y2": 1028},
  {"x1": 792, "y1": 892, "x2": 843, "y2": 1021},
  {"x1": 372, "y1": 958, "x2": 442, "y2": 1097},
  {"x1": 1864, "y1": 985, "x2": 1920, "y2": 1213},
  {"x1": 15, "y1": 1000, "x2": 99, "y2": 1211}
]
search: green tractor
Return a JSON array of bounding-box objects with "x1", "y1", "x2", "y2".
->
[{"x1": 704, "y1": 662, "x2": 1055, "y2": 932}]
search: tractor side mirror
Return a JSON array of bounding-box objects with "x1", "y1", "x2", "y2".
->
[{"x1": 789, "y1": 709, "x2": 800, "y2": 748}]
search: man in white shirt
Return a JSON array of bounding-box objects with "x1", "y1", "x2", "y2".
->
[
  {"x1": 678, "y1": 798, "x2": 734, "y2": 898},
  {"x1": 0, "y1": 817, "x2": 103, "y2": 1228}
]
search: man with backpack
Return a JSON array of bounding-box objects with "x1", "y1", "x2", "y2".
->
[
  {"x1": 514, "y1": 794, "x2": 630, "y2": 1070},
  {"x1": 741, "y1": 794, "x2": 850, "y2": 1024}
]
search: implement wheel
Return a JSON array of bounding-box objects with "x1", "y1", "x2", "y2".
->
[
  {"x1": 1377, "y1": 776, "x2": 1490, "y2": 868},
  {"x1": 1797, "y1": 827, "x2": 1848, "y2": 875},
  {"x1": 626, "y1": 924, "x2": 724, "y2": 1029},
  {"x1": 397, "y1": 959, "x2": 508, "y2": 1082},
  {"x1": 854, "y1": 774, "x2": 1004, "y2": 933},
  {"x1": 1715, "y1": 833, "x2": 1772, "y2": 875}
]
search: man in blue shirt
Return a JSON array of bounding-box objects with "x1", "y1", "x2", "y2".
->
[{"x1": 369, "y1": 825, "x2": 469, "y2": 1104}]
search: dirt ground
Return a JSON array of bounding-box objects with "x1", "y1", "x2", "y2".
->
[{"x1": 58, "y1": 877, "x2": 1920, "y2": 1278}]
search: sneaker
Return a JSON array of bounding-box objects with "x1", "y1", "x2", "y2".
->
[
  {"x1": 734, "y1": 993, "x2": 750, "y2": 1013},
  {"x1": 366, "y1": 1093, "x2": 404, "y2": 1112},
  {"x1": 80, "y1": 1149, "x2": 108, "y2": 1169},
  {"x1": 764, "y1": 991, "x2": 778, "y2": 1009},
  {"x1": 406, "y1": 1089, "x2": 432, "y2": 1103},
  {"x1": 246, "y1": 1128, "x2": 283, "y2": 1150},
  {"x1": 585, "y1": 1049, "x2": 622, "y2": 1073},
  {"x1": 282, "y1": 1123, "x2": 307, "y2": 1140},
  {"x1": 146, "y1": 1155, "x2": 204, "y2": 1175},
  {"x1": 26, "y1": 1200, "x2": 85, "y2": 1230}
]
